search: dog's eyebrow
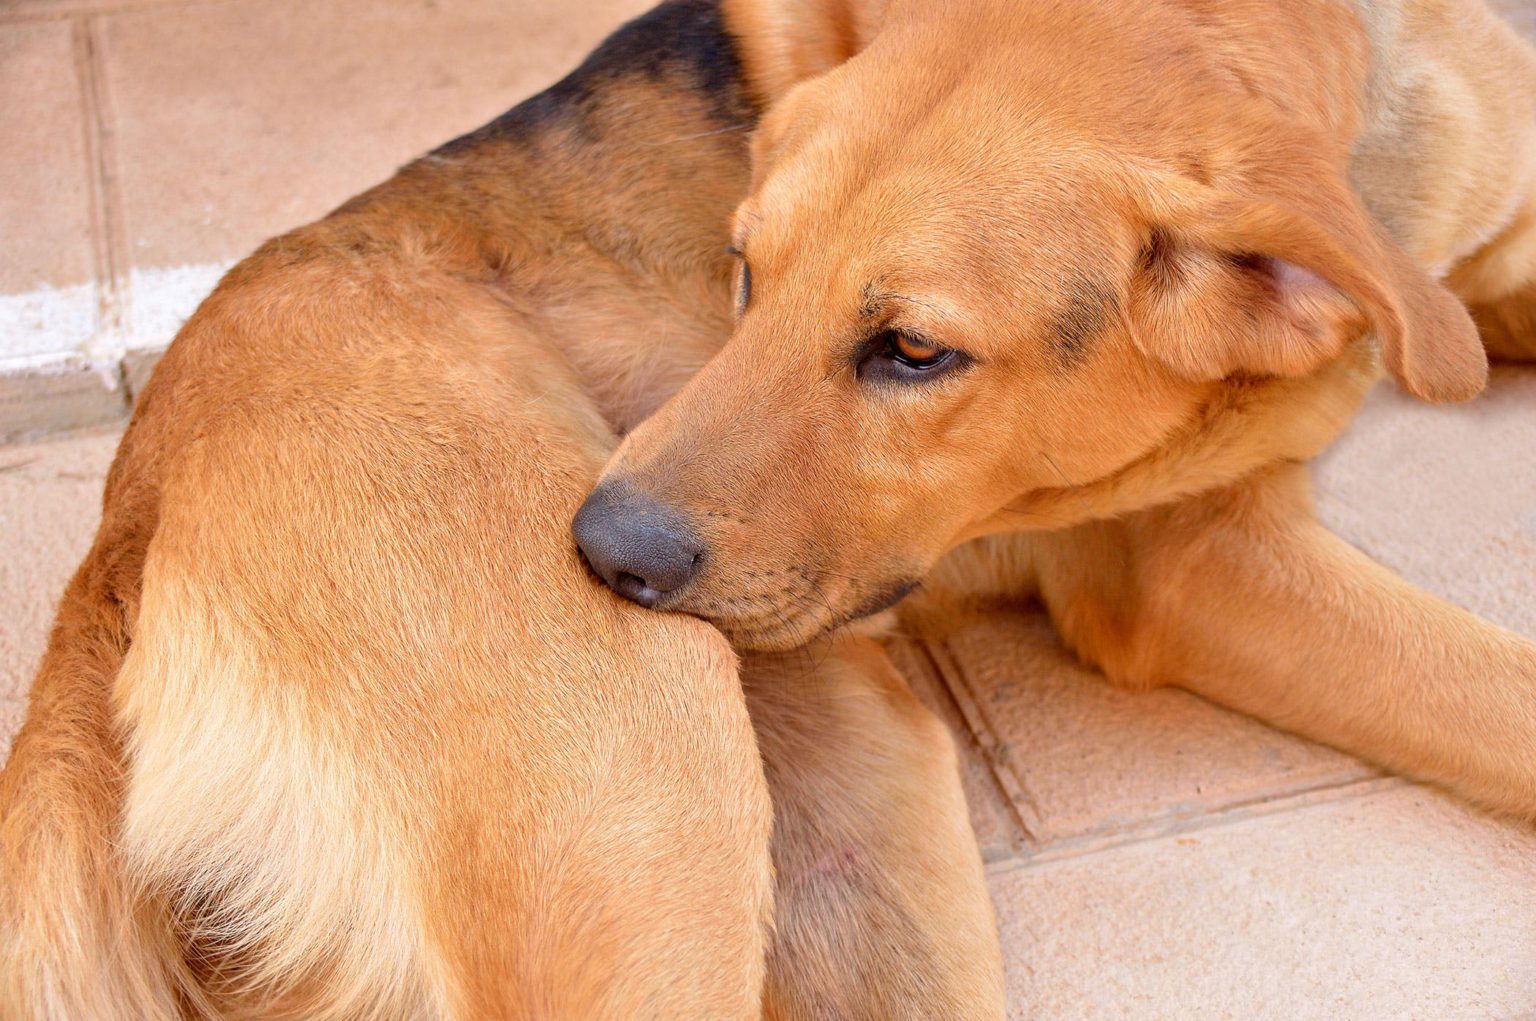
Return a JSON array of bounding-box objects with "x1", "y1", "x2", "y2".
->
[
  {"x1": 859, "y1": 283, "x2": 951, "y2": 323},
  {"x1": 859, "y1": 282, "x2": 886, "y2": 319}
]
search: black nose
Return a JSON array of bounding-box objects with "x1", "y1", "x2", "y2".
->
[{"x1": 572, "y1": 482, "x2": 705, "y2": 608}]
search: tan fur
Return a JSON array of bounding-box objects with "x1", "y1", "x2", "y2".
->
[
  {"x1": 598, "y1": 0, "x2": 1536, "y2": 823},
  {"x1": 744, "y1": 639, "x2": 1003, "y2": 1019},
  {"x1": 1, "y1": 3, "x2": 1009, "y2": 1013}
]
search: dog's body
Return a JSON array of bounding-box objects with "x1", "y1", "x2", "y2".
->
[
  {"x1": 3, "y1": 0, "x2": 1535, "y2": 1016},
  {"x1": 0, "y1": 4, "x2": 1000, "y2": 1016}
]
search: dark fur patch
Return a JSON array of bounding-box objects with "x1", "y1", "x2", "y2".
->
[
  {"x1": 1051, "y1": 274, "x2": 1118, "y2": 368},
  {"x1": 434, "y1": 0, "x2": 755, "y2": 156}
]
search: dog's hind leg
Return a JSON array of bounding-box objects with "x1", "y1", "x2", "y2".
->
[
  {"x1": 742, "y1": 637, "x2": 1004, "y2": 1021},
  {"x1": 1032, "y1": 462, "x2": 1536, "y2": 821}
]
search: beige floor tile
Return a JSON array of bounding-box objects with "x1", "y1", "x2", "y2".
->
[
  {"x1": 989, "y1": 785, "x2": 1536, "y2": 1020},
  {"x1": 0, "y1": 427, "x2": 119, "y2": 755},
  {"x1": 0, "y1": 18, "x2": 98, "y2": 360}
]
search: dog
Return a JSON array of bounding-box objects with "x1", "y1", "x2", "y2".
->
[
  {"x1": 0, "y1": 2, "x2": 1004, "y2": 1016},
  {"x1": 582, "y1": 0, "x2": 1536, "y2": 822}
]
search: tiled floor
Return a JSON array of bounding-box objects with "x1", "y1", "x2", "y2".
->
[{"x1": 2, "y1": 1, "x2": 1535, "y2": 1018}]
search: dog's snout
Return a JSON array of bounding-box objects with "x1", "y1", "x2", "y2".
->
[{"x1": 572, "y1": 482, "x2": 704, "y2": 608}]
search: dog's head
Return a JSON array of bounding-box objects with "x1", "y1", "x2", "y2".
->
[{"x1": 574, "y1": 0, "x2": 1486, "y2": 649}]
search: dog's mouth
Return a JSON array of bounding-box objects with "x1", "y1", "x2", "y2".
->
[{"x1": 676, "y1": 572, "x2": 922, "y2": 651}]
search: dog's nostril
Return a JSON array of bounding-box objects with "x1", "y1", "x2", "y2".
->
[
  {"x1": 571, "y1": 481, "x2": 706, "y2": 609},
  {"x1": 612, "y1": 572, "x2": 662, "y2": 609}
]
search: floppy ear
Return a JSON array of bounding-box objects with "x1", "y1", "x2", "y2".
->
[
  {"x1": 722, "y1": 0, "x2": 887, "y2": 102},
  {"x1": 1128, "y1": 158, "x2": 1487, "y2": 403}
]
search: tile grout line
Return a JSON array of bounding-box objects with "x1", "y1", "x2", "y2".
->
[
  {"x1": 912, "y1": 635, "x2": 1043, "y2": 852},
  {"x1": 71, "y1": 15, "x2": 112, "y2": 344},
  {"x1": 899, "y1": 638, "x2": 1035, "y2": 857},
  {"x1": 984, "y1": 774, "x2": 1406, "y2": 875},
  {"x1": 72, "y1": 14, "x2": 132, "y2": 393}
]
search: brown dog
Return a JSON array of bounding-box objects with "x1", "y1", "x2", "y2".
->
[
  {"x1": 0, "y1": 3, "x2": 1002, "y2": 1017},
  {"x1": 585, "y1": 0, "x2": 1536, "y2": 822}
]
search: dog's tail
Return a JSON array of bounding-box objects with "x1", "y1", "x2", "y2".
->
[{"x1": 0, "y1": 553, "x2": 201, "y2": 1020}]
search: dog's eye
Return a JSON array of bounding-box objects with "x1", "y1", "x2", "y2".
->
[
  {"x1": 889, "y1": 332, "x2": 946, "y2": 366},
  {"x1": 858, "y1": 330, "x2": 968, "y2": 383},
  {"x1": 727, "y1": 246, "x2": 750, "y2": 315}
]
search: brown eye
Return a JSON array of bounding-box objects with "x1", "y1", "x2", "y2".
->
[
  {"x1": 856, "y1": 330, "x2": 970, "y2": 383},
  {"x1": 888, "y1": 332, "x2": 945, "y2": 367}
]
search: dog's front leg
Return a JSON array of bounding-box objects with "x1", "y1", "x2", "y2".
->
[
  {"x1": 1032, "y1": 462, "x2": 1536, "y2": 821},
  {"x1": 742, "y1": 637, "x2": 1005, "y2": 1021}
]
